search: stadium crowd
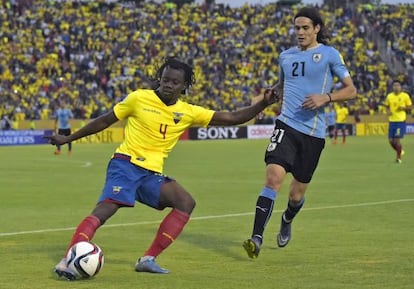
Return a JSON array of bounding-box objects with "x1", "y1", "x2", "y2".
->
[{"x1": 0, "y1": 0, "x2": 412, "y2": 127}]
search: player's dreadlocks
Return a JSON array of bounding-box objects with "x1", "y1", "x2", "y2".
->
[
  {"x1": 294, "y1": 7, "x2": 331, "y2": 45},
  {"x1": 152, "y1": 57, "x2": 196, "y2": 94}
]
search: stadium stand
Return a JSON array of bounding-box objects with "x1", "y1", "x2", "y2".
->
[{"x1": 0, "y1": 0, "x2": 412, "y2": 126}]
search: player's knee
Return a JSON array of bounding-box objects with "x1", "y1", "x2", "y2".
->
[
  {"x1": 265, "y1": 175, "x2": 283, "y2": 191},
  {"x1": 176, "y1": 194, "x2": 196, "y2": 214},
  {"x1": 92, "y1": 202, "x2": 119, "y2": 224},
  {"x1": 184, "y1": 196, "x2": 196, "y2": 213},
  {"x1": 289, "y1": 185, "x2": 307, "y2": 201}
]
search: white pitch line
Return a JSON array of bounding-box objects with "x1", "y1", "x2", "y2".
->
[
  {"x1": 81, "y1": 161, "x2": 92, "y2": 167},
  {"x1": 1, "y1": 198, "x2": 413, "y2": 237}
]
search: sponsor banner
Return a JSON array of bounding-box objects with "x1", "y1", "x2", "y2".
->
[
  {"x1": 74, "y1": 128, "x2": 124, "y2": 144},
  {"x1": 356, "y1": 123, "x2": 414, "y2": 136},
  {"x1": 356, "y1": 123, "x2": 387, "y2": 136},
  {"x1": 179, "y1": 129, "x2": 189, "y2": 140},
  {"x1": 247, "y1": 124, "x2": 355, "y2": 139},
  {"x1": 406, "y1": 123, "x2": 414, "y2": 134},
  {"x1": 0, "y1": 130, "x2": 54, "y2": 146},
  {"x1": 189, "y1": 126, "x2": 247, "y2": 140},
  {"x1": 247, "y1": 125, "x2": 274, "y2": 139}
]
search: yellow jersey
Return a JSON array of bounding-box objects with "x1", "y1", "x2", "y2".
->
[
  {"x1": 335, "y1": 106, "x2": 349, "y2": 124},
  {"x1": 384, "y1": 92, "x2": 412, "y2": 122},
  {"x1": 113, "y1": 89, "x2": 215, "y2": 173}
]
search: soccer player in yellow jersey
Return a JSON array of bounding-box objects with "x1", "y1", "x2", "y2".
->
[
  {"x1": 45, "y1": 57, "x2": 278, "y2": 279},
  {"x1": 333, "y1": 102, "x2": 349, "y2": 144},
  {"x1": 384, "y1": 80, "x2": 413, "y2": 163}
]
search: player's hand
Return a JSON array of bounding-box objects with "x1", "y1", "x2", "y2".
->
[
  {"x1": 262, "y1": 83, "x2": 282, "y2": 106},
  {"x1": 302, "y1": 93, "x2": 328, "y2": 110},
  {"x1": 43, "y1": 134, "x2": 70, "y2": 145}
]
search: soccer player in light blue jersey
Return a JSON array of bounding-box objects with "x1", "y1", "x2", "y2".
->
[
  {"x1": 243, "y1": 7, "x2": 357, "y2": 259},
  {"x1": 325, "y1": 104, "x2": 336, "y2": 141},
  {"x1": 53, "y1": 100, "x2": 74, "y2": 155}
]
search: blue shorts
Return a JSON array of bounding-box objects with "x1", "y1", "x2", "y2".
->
[
  {"x1": 98, "y1": 154, "x2": 173, "y2": 209},
  {"x1": 388, "y1": 122, "x2": 406, "y2": 139},
  {"x1": 336, "y1": 123, "x2": 346, "y2": 130}
]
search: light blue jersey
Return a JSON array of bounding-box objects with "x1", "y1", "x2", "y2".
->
[
  {"x1": 55, "y1": 108, "x2": 73, "y2": 129},
  {"x1": 325, "y1": 110, "x2": 336, "y2": 127},
  {"x1": 277, "y1": 44, "x2": 350, "y2": 138}
]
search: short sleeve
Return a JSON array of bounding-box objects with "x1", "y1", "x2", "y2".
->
[
  {"x1": 113, "y1": 92, "x2": 138, "y2": 120},
  {"x1": 331, "y1": 49, "x2": 350, "y2": 80},
  {"x1": 188, "y1": 104, "x2": 215, "y2": 127}
]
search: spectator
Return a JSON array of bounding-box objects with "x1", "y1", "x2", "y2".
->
[
  {"x1": 0, "y1": 114, "x2": 13, "y2": 130},
  {"x1": 0, "y1": 1, "x2": 412, "y2": 121}
]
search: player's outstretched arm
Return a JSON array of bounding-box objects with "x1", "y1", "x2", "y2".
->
[
  {"x1": 44, "y1": 110, "x2": 119, "y2": 145},
  {"x1": 209, "y1": 85, "x2": 281, "y2": 126}
]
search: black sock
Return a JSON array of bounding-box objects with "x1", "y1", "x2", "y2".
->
[
  {"x1": 283, "y1": 198, "x2": 305, "y2": 222},
  {"x1": 252, "y1": 196, "x2": 274, "y2": 240}
]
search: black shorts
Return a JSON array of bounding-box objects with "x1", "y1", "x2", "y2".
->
[
  {"x1": 58, "y1": 128, "x2": 71, "y2": 136},
  {"x1": 264, "y1": 120, "x2": 325, "y2": 183}
]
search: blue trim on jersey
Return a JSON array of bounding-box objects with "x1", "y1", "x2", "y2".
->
[
  {"x1": 325, "y1": 111, "x2": 336, "y2": 126},
  {"x1": 259, "y1": 187, "x2": 277, "y2": 200}
]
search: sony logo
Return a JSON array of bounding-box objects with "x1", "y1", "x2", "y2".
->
[{"x1": 197, "y1": 127, "x2": 240, "y2": 139}]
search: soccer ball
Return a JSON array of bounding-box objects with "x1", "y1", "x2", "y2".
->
[{"x1": 66, "y1": 241, "x2": 104, "y2": 279}]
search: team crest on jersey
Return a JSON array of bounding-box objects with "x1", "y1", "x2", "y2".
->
[
  {"x1": 312, "y1": 53, "x2": 322, "y2": 63},
  {"x1": 112, "y1": 186, "x2": 122, "y2": 194},
  {"x1": 173, "y1": 112, "x2": 183, "y2": 124}
]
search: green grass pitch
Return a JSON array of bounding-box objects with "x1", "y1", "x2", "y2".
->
[{"x1": 0, "y1": 136, "x2": 413, "y2": 289}]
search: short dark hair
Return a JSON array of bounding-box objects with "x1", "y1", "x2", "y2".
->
[
  {"x1": 294, "y1": 7, "x2": 330, "y2": 45},
  {"x1": 153, "y1": 57, "x2": 196, "y2": 93}
]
